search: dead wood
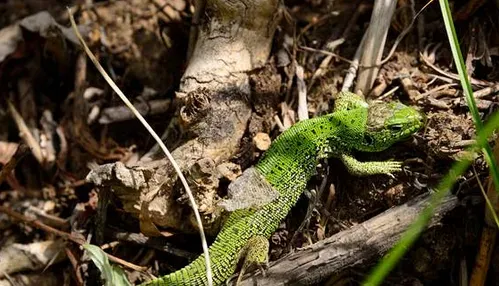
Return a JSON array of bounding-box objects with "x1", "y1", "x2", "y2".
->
[
  {"x1": 237, "y1": 193, "x2": 459, "y2": 285},
  {"x1": 98, "y1": 99, "x2": 172, "y2": 124},
  {"x1": 88, "y1": 0, "x2": 281, "y2": 235},
  {"x1": 0, "y1": 240, "x2": 66, "y2": 278}
]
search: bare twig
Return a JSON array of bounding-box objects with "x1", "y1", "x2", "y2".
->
[
  {"x1": 376, "y1": 0, "x2": 418, "y2": 66},
  {"x1": 28, "y1": 206, "x2": 70, "y2": 230},
  {"x1": 342, "y1": 32, "x2": 367, "y2": 93},
  {"x1": 0, "y1": 206, "x2": 145, "y2": 272},
  {"x1": 65, "y1": 247, "x2": 84, "y2": 286},
  {"x1": 273, "y1": 115, "x2": 286, "y2": 132},
  {"x1": 99, "y1": 99, "x2": 172, "y2": 124},
  {"x1": 106, "y1": 229, "x2": 196, "y2": 259},
  {"x1": 7, "y1": 100, "x2": 44, "y2": 164},
  {"x1": 298, "y1": 46, "x2": 354, "y2": 64},
  {"x1": 295, "y1": 64, "x2": 308, "y2": 120},
  {"x1": 416, "y1": 83, "x2": 458, "y2": 100},
  {"x1": 420, "y1": 53, "x2": 491, "y2": 87}
]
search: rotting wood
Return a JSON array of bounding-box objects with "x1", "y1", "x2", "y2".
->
[{"x1": 87, "y1": 0, "x2": 281, "y2": 235}]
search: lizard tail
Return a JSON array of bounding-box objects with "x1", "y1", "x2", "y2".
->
[
  {"x1": 141, "y1": 243, "x2": 238, "y2": 286},
  {"x1": 142, "y1": 255, "x2": 208, "y2": 285}
]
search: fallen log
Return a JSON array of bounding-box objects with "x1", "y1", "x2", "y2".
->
[{"x1": 238, "y1": 193, "x2": 459, "y2": 285}]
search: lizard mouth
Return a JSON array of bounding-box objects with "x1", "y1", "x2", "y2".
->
[
  {"x1": 396, "y1": 110, "x2": 425, "y2": 138},
  {"x1": 409, "y1": 110, "x2": 426, "y2": 132}
]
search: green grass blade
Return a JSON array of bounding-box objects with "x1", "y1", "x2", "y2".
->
[
  {"x1": 363, "y1": 111, "x2": 499, "y2": 286},
  {"x1": 363, "y1": 1, "x2": 499, "y2": 284},
  {"x1": 439, "y1": 0, "x2": 499, "y2": 193},
  {"x1": 473, "y1": 165, "x2": 499, "y2": 228}
]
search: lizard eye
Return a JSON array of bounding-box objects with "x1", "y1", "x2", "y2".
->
[{"x1": 390, "y1": 125, "x2": 402, "y2": 131}]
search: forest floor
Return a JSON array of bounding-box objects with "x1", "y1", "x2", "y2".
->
[{"x1": 0, "y1": 0, "x2": 498, "y2": 285}]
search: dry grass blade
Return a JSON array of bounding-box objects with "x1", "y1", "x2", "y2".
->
[
  {"x1": 7, "y1": 100, "x2": 44, "y2": 165},
  {"x1": 0, "y1": 143, "x2": 29, "y2": 185}
]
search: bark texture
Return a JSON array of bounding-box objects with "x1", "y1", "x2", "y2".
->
[
  {"x1": 87, "y1": 0, "x2": 281, "y2": 234},
  {"x1": 237, "y1": 193, "x2": 459, "y2": 285}
]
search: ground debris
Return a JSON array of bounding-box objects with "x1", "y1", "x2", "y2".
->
[{"x1": 0, "y1": 1, "x2": 497, "y2": 285}]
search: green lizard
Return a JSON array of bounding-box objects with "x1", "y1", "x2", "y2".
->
[{"x1": 143, "y1": 91, "x2": 424, "y2": 285}]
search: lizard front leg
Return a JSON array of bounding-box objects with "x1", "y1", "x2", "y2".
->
[{"x1": 339, "y1": 153, "x2": 402, "y2": 176}]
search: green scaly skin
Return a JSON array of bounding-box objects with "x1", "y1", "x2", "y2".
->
[{"x1": 143, "y1": 92, "x2": 424, "y2": 286}]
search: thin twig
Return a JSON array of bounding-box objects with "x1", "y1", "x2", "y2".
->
[
  {"x1": 66, "y1": 8, "x2": 213, "y2": 285},
  {"x1": 378, "y1": 86, "x2": 400, "y2": 100},
  {"x1": 28, "y1": 206, "x2": 70, "y2": 230},
  {"x1": 415, "y1": 83, "x2": 458, "y2": 100},
  {"x1": 0, "y1": 205, "x2": 146, "y2": 272},
  {"x1": 107, "y1": 229, "x2": 196, "y2": 259},
  {"x1": 376, "y1": 0, "x2": 418, "y2": 66},
  {"x1": 420, "y1": 53, "x2": 491, "y2": 87},
  {"x1": 296, "y1": 63, "x2": 308, "y2": 120},
  {"x1": 298, "y1": 46, "x2": 355, "y2": 64},
  {"x1": 7, "y1": 100, "x2": 44, "y2": 164},
  {"x1": 343, "y1": 1, "x2": 429, "y2": 70},
  {"x1": 65, "y1": 247, "x2": 84, "y2": 286}
]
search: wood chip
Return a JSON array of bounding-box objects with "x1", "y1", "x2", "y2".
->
[{"x1": 253, "y1": 132, "x2": 271, "y2": 151}]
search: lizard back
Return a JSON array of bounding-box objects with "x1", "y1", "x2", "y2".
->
[{"x1": 144, "y1": 111, "x2": 358, "y2": 285}]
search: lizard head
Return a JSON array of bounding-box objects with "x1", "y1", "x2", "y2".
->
[{"x1": 358, "y1": 101, "x2": 424, "y2": 152}]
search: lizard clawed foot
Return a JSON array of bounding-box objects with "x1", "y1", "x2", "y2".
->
[
  {"x1": 258, "y1": 261, "x2": 269, "y2": 277},
  {"x1": 233, "y1": 236, "x2": 269, "y2": 285},
  {"x1": 384, "y1": 161, "x2": 403, "y2": 178},
  {"x1": 340, "y1": 154, "x2": 404, "y2": 176}
]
